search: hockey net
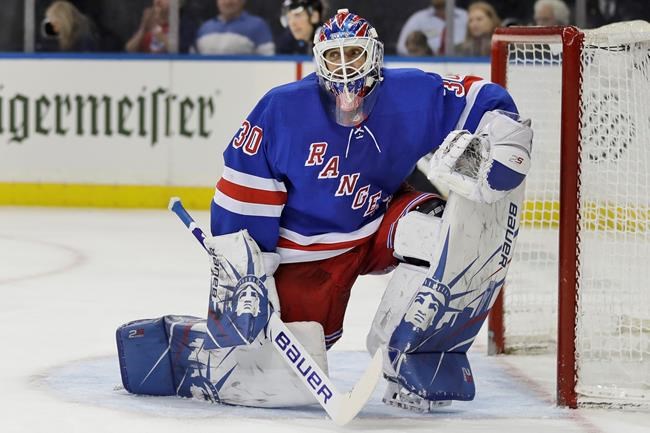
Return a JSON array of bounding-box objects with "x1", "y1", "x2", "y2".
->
[{"x1": 489, "y1": 22, "x2": 650, "y2": 407}]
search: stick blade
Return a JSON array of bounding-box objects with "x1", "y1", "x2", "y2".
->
[{"x1": 332, "y1": 347, "x2": 384, "y2": 426}]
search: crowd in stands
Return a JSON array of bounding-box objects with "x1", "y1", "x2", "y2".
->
[{"x1": 8, "y1": 0, "x2": 650, "y2": 56}]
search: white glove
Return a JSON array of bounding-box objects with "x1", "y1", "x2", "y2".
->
[{"x1": 428, "y1": 110, "x2": 533, "y2": 203}]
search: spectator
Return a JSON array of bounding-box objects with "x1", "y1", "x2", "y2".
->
[
  {"x1": 276, "y1": 0, "x2": 323, "y2": 55},
  {"x1": 396, "y1": 0, "x2": 468, "y2": 56},
  {"x1": 125, "y1": 0, "x2": 170, "y2": 53},
  {"x1": 193, "y1": 0, "x2": 275, "y2": 55},
  {"x1": 533, "y1": 0, "x2": 571, "y2": 26},
  {"x1": 587, "y1": 0, "x2": 650, "y2": 28},
  {"x1": 41, "y1": 0, "x2": 98, "y2": 52},
  {"x1": 405, "y1": 31, "x2": 433, "y2": 56},
  {"x1": 485, "y1": 0, "x2": 529, "y2": 27},
  {"x1": 500, "y1": 17, "x2": 522, "y2": 27},
  {"x1": 455, "y1": 2, "x2": 500, "y2": 57}
]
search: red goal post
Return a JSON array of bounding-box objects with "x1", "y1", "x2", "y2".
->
[{"x1": 488, "y1": 23, "x2": 650, "y2": 409}]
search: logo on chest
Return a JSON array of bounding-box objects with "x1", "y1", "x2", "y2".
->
[{"x1": 304, "y1": 141, "x2": 386, "y2": 217}]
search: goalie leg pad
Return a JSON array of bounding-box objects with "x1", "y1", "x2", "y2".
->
[
  {"x1": 368, "y1": 186, "x2": 525, "y2": 404},
  {"x1": 366, "y1": 263, "x2": 429, "y2": 359},
  {"x1": 116, "y1": 317, "x2": 176, "y2": 396},
  {"x1": 117, "y1": 315, "x2": 328, "y2": 407},
  {"x1": 391, "y1": 352, "x2": 475, "y2": 401},
  {"x1": 365, "y1": 263, "x2": 477, "y2": 402}
]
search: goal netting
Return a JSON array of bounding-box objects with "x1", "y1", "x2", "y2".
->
[{"x1": 489, "y1": 22, "x2": 650, "y2": 407}]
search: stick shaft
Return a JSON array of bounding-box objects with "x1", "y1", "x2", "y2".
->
[{"x1": 168, "y1": 197, "x2": 208, "y2": 252}]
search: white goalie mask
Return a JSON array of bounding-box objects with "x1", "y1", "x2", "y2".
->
[{"x1": 313, "y1": 9, "x2": 384, "y2": 126}]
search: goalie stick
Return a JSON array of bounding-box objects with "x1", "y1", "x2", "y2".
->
[{"x1": 168, "y1": 197, "x2": 383, "y2": 425}]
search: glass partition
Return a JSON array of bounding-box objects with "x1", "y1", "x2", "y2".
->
[
  {"x1": 0, "y1": 0, "x2": 25, "y2": 51},
  {"x1": 16, "y1": 1, "x2": 650, "y2": 56}
]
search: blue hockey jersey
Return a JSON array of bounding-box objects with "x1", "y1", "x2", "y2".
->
[{"x1": 211, "y1": 69, "x2": 517, "y2": 263}]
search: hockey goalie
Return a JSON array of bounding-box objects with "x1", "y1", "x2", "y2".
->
[{"x1": 115, "y1": 7, "x2": 533, "y2": 418}]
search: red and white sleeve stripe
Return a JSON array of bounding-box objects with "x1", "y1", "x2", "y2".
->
[
  {"x1": 213, "y1": 166, "x2": 287, "y2": 218},
  {"x1": 455, "y1": 77, "x2": 491, "y2": 130}
]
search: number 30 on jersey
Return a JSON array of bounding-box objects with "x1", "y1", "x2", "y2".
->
[{"x1": 232, "y1": 120, "x2": 263, "y2": 155}]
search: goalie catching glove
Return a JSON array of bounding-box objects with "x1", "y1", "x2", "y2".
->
[
  {"x1": 204, "y1": 230, "x2": 280, "y2": 349},
  {"x1": 428, "y1": 110, "x2": 532, "y2": 203}
]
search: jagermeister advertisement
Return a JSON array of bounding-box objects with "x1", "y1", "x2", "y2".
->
[
  {"x1": 0, "y1": 59, "x2": 294, "y2": 186},
  {"x1": 0, "y1": 87, "x2": 216, "y2": 146}
]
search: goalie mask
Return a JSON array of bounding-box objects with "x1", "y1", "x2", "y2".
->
[{"x1": 313, "y1": 9, "x2": 384, "y2": 127}]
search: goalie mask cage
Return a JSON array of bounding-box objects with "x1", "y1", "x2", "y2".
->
[{"x1": 488, "y1": 22, "x2": 650, "y2": 408}]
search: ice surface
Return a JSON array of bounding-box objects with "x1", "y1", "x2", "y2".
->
[
  {"x1": 1, "y1": 207, "x2": 649, "y2": 433},
  {"x1": 41, "y1": 351, "x2": 562, "y2": 421}
]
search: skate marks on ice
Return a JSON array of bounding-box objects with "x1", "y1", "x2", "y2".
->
[{"x1": 38, "y1": 350, "x2": 567, "y2": 421}]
